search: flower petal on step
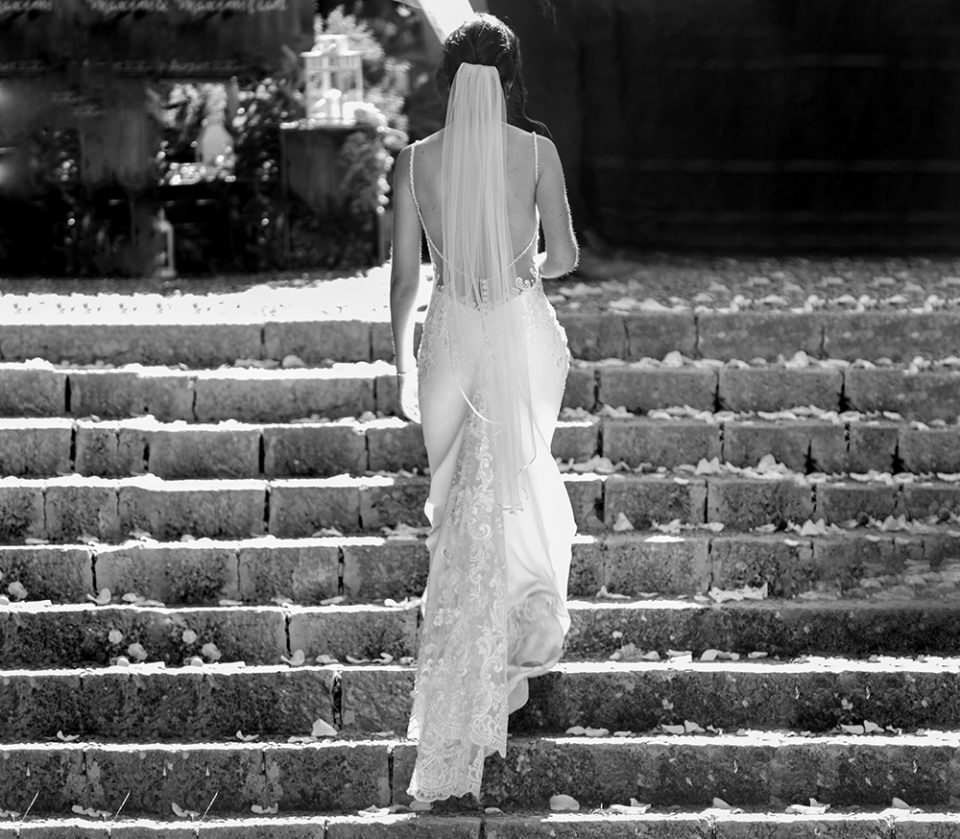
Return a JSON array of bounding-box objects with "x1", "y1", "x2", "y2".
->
[
  {"x1": 251, "y1": 803, "x2": 279, "y2": 815},
  {"x1": 549, "y1": 794, "x2": 580, "y2": 812}
]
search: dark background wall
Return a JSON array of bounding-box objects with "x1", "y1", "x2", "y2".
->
[{"x1": 488, "y1": 0, "x2": 960, "y2": 252}]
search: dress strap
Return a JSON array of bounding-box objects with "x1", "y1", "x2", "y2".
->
[
  {"x1": 533, "y1": 131, "x2": 540, "y2": 186},
  {"x1": 409, "y1": 142, "x2": 442, "y2": 257}
]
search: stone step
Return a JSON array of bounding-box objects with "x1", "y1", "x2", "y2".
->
[
  {"x1": 5, "y1": 359, "x2": 960, "y2": 423},
  {"x1": 3, "y1": 528, "x2": 959, "y2": 606},
  {"x1": 3, "y1": 598, "x2": 959, "y2": 669},
  {"x1": 12, "y1": 656, "x2": 953, "y2": 742},
  {"x1": 1, "y1": 732, "x2": 959, "y2": 814},
  {"x1": 5, "y1": 471, "x2": 960, "y2": 542},
  {"x1": 4, "y1": 413, "x2": 960, "y2": 479},
  {"x1": 6, "y1": 293, "x2": 960, "y2": 365},
  {"x1": 0, "y1": 812, "x2": 956, "y2": 839}
]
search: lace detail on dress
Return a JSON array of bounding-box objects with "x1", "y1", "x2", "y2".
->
[
  {"x1": 406, "y1": 379, "x2": 509, "y2": 802},
  {"x1": 507, "y1": 591, "x2": 568, "y2": 663}
]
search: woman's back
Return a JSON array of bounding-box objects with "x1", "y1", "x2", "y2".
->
[{"x1": 408, "y1": 124, "x2": 541, "y2": 277}]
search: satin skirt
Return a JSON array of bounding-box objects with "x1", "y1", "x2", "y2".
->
[{"x1": 406, "y1": 282, "x2": 575, "y2": 802}]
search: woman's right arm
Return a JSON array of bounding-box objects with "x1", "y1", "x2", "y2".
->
[
  {"x1": 535, "y1": 136, "x2": 579, "y2": 278},
  {"x1": 389, "y1": 145, "x2": 422, "y2": 422}
]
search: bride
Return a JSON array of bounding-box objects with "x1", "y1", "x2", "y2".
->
[{"x1": 389, "y1": 13, "x2": 580, "y2": 803}]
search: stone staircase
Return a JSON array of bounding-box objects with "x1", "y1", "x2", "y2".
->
[{"x1": 2, "y1": 265, "x2": 960, "y2": 836}]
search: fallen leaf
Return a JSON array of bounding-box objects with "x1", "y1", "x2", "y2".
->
[
  {"x1": 57, "y1": 730, "x2": 80, "y2": 742},
  {"x1": 7, "y1": 581, "x2": 26, "y2": 600},
  {"x1": 201, "y1": 642, "x2": 222, "y2": 662},
  {"x1": 236, "y1": 730, "x2": 259, "y2": 742},
  {"x1": 87, "y1": 588, "x2": 112, "y2": 606},
  {"x1": 126, "y1": 642, "x2": 148, "y2": 662},
  {"x1": 311, "y1": 718, "x2": 338, "y2": 738},
  {"x1": 107, "y1": 629, "x2": 123, "y2": 645},
  {"x1": 549, "y1": 794, "x2": 580, "y2": 812},
  {"x1": 251, "y1": 803, "x2": 278, "y2": 815},
  {"x1": 612, "y1": 512, "x2": 635, "y2": 532},
  {"x1": 181, "y1": 629, "x2": 197, "y2": 644},
  {"x1": 281, "y1": 649, "x2": 306, "y2": 667},
  {"x1": 171, "y1": 803, "x2": 199, "y2": 819}
]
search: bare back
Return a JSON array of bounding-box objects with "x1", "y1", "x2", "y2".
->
[{"x1": 408, "y1": 124, "x2": 541, "y2": 278}]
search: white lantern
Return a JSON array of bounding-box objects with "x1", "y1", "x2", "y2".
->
[{"x1": 302, "y1": 34, "x2": 364, "y2": 125}]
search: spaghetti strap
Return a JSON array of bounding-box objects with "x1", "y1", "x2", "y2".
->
[
  {"x1": 533, "y1": 132, "x2": 540, "y2": 186},
  {"x1": 410, "y1": 136, "x2": 538, "y2": 269},
  {"x1": 409, "y1": 143, "x2": 442, "y2": 257}
]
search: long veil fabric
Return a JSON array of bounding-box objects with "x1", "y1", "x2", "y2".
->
[{"x1": 406, "y1": 63, "x2": 547, "y2": 802}]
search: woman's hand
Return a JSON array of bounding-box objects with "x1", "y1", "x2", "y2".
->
[{"x1": 397, "y1": 370, "x2": 421, "y2": 424}]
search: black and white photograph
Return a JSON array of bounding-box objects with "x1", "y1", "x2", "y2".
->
[{"x1": 1, "y1": 0, "x2": 959, "y2": 834}]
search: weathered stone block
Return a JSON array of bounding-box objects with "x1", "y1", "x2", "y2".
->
[
  {"x1": 709, "y1": 535, "x2": 815, "y2": 598},
  {"x1": 719, "y1": 367, "x2": 842, "y2": 412},
  {"x1": 558, "y1": 312, "x2": 628, "y2": 360},
  {"x1": 44, "y1": 477, "x2": 121, "y2": 542},
  {"x1": 339, "y1": 666, "x2": 413, "y2": 733},
  {"x1": 561, "y1": 364, "x2": 597, "y2": 410},
  {"x1": 194, "y1": 367, "x2": 376, "y2": 423},
  {"x1": 605, "y1": 475, "x2": 707, "y2": 528},
  {"x1": 0, "y1": 363, "x2": 65, "y2": 417},
  {"x1": 603, "y1": 418, "x2": 720, "y2": 468},
  {"x1": 894, "y1": 814, "x2": 960, "y2": 839},
  {"x1": 0, "y1": 744, "x2": 84, "y2": 813},
  {"x1": 822, "y1": 310, "x2": 960, "y2": 362},
  {"x1": 263, "y1": 421, "x2": 366, "y2": 477},
  {"x1": 812, "y1": 534, "x2": 911, "y2": 595},
  {"x1": 80, "y1": 743, "x2": 260, "y2": 814},
  {"x1": 328, "y1": 815, "x2": 480, "y2": 839},
  {"x1": 0, "y1": 481, "x2": 45, "y2": 542},
  {"x1": 264, "y1": 319, "x2": 372, "y2": 364},
  {"x1": 603, "y1": 532, "x2": 711, "y2": 595},
  {"x1": 0, "y1": 545, "x2": 93, "y2": 602},
  {"x1": 263, "y1": 742, "x2": 391, "y2": 810},
  {"x1": 287, "y1": 604, "x2": 419, "y2": 659},
  {"x1": 707, "y1": 477, "x2": 814, "y2": 529},
  {"x1": 146, "y1": 423, "x2": 260, "y2": 479},
  {"x1": 600, "y1": 366, "x2": 717, "y2": 412},
  {"x1": 723, "y1": 421, "x2": 846, "y2": 473},
  {"x1": 0, "y1": 672, "x2": 84, "y2": 740},
  {"x1": 75, "y1": 420, "x2": 148, "y2": 477},
  {"x1": 487, "y1": 814, "x2": 710, "y2": 839},
  {"x1": 552, "y1": 419, "x2": 599, "y2": 462},
  {"x1": 563, "y1": 475, "x2": 604, "y2": 531},
  {"x1": 0, "y1": 418, "x2": 72, "y2": 477},
  {"x1": 814, "y1": 482, "x2": 900, "y2": 524},
  {"x1": 341, "y1": 537, "x2": 428, "y2": 601},
  {"x1": 136, "y1": 368, "x2": 197, "y2": 421},
  {"x1": 118, "y1": 478, "x2": 265, "y2": 540},
  {"x1": 67, "y1": 368, "x2": 143, "y2": 419},
  {"x1": 95, "y1": 543, "x2": 239, "y2": 604},
  {"x1": 845, "y1": 369, "x2": 960, "y2": 422},
  {"x1": 901, "y1": 483, "x2": 960, "y2": 520},
  {"x1": 238, "y1": 538, "x2": 340, "y2": 604},
  {"x1": 699, "y1": 310, "x2": 822, "y2": 361},
  {"x1": 899, "y1": 427, "x2": 960, "y2": 474},
  {"x1": 715, "y1": 813, "x2": 891, "y2": 839},
  {"x1": 622, "y1": 310, "x2": 697, "y2": 360},
  {"x1": 358, "y1": 476, "x2": 430, "y2": 531},
  {"x1": 268, "y1": 477, "x2": 361, "y2": 537},
  {"x1": 569, "y1": 535, "x2": 604, "y2": 597},
  {"x1": 365, "y1": 419, "x2": 428, "y2": 472},
  {"x1": 846, "y1": 422, "x2": 899, "y2": 473}
]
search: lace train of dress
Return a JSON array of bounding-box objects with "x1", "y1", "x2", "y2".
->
[{"x1": 406, "y1": 280, "x2": 575, "y2": 802}]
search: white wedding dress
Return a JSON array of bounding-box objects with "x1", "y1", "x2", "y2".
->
[{"x1": 405, "y1": 126, "x2": 576, "y2": 802}]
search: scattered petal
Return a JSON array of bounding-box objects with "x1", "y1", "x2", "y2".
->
[
  {"x1": 87, "y1": 588, "x2": 112, "y2": 606},
  {"x1": 311, "y1": 718, "x2": 338, "y2": 738},
  {"x1": 57, "y1": 730, "x2": 80, "y2": 742},
  {"x1": 281, "y1": 649, "x2": 306, "y2": 667},
  {"x1": 181, "y1": 629, "x2": 197, "y2": 645},
  {"x1": 171, "y1": 803, "x2": 199, "y2": 819},
  {"x1": 612, "y1": 512, "x2": 635, "y2": 532},
  {"x1": 107, "y1": 629, "x2": 124, "y2": 645},
  {"x1": 549, "y1": 794, "x2": 580, "y2": 812},
  {"x1": 251, "y1": 803, "x2": 279, "y2": 815},
  {"x1": 201, "y1": 642, "x2": 222, "y2": 662},
  {"x1": 236, "y1": 730, "x2": 259, "y2": 742}
]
